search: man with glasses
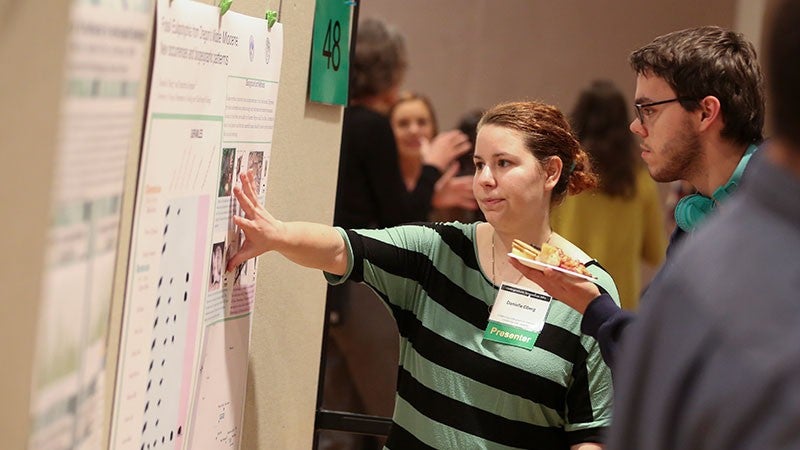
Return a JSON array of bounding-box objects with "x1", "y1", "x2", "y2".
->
[
  {"x1": 608, "y1": 1, "x2": 800, "y2": 447},
  {"x1": 511, "y1": 25, "x2": 764, "y2": 367}
]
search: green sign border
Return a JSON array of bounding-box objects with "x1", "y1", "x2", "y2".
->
[{"x1": 309, "y1": 0, "x2": 352, "y2": 106}]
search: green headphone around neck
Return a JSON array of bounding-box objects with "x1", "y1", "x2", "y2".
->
[{"x1": 673, "y1": 144, "x2": 758, "y2": 232}]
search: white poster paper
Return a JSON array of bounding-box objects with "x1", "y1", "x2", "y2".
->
[{"x1": 111, "y1": 1, "x2": 283, "y2": 449}]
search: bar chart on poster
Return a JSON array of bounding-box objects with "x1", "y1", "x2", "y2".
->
[{"x1": 111, "y1": 1, "x2": 283, "y2": 449}]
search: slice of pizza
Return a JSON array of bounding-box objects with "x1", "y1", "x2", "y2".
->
[
  {"x1": 511, "y1": 239, "x2": 541, "y2": 260},
  {"x1": 536, "y1": 242, "x2": 594, "y2": 278}
]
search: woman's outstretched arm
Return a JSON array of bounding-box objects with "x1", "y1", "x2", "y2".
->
[{"x1": 226, "y1": 170, "x2": 348, "y2": 276}]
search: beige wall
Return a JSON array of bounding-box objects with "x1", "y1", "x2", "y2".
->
[{"x1": 361, "y1": 0, "x2": 742, "y2": 129}]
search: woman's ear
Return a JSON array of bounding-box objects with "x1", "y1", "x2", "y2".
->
[{"x1": 544, "y1": 156, "x2": 563, "y2": 189}]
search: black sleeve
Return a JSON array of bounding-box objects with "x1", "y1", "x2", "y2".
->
[
  {"x1": 580, "y1": 294, "x2": 634, "y2": 368},
  {"x1": 583, "y1": 226, "x2": 685, "y2": 369},
  {"x1": 337, "y1": 108, "x2": 442, "y2": 228},
  {"x1": 360, "y1": 120, "x2": 441, "y2": 226}
]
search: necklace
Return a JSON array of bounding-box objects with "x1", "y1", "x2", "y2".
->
[
  {"x1": 491, "y1": 230, "x2": 553, "y2": 286},
  {"x1": 491, "y1": 231, "x2": 524, "y2": 286}
]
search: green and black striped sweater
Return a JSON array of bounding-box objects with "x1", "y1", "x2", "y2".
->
[{"x1": 326, "y1": 221, "x2": 619, "y2": 449}]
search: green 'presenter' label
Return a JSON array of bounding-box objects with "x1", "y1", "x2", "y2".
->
[{"x1": 484, "y1": 321, "x2": 537, "y2": 350}]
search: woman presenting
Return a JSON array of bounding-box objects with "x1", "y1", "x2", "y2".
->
[{"x1": 228, "y1": 101, "x2": 618, "y2": 449}]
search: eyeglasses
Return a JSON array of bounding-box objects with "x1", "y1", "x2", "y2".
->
[{"x1": 633, "y1": 97, "x2": 694, "y2": 126}]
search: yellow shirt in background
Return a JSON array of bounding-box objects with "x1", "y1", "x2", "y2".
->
[{"x1": 552, "y1": 168, "x2": 667, "y2": 310}]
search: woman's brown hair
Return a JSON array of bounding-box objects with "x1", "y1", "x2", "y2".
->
[
  {"x1": 570, "y1": 80, "x2": 637, "y2": 198},
  {"x1": 478, "y1": 101, "x2": 597, "y2": 206}
]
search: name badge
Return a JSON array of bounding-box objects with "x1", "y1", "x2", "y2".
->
[{"x1": 484, "y1": 282, "x2": 553, "y2": 349}]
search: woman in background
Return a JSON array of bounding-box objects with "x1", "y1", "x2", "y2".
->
[
  {"x1": 551, "y1": 80, "x2": 666, "y2": 310},
  {"x1": 389, "y1": 92, "x2": 477, "y2": 219},
  {"x1": 334, "y1": 20, "x2": 470, "y2": 230}
]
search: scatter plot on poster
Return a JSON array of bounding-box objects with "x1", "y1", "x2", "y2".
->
[
  {"x1": 112, "y1": 114, "x2": 216, "y2": 449},
  {"x1": 114, "y1": 193, "x2": 207, "y2": 450},
  {"x1": 138, "y1": 198, "x2": 204, "y2": 450}
]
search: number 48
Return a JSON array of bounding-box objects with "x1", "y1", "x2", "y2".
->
[{"x1": 322, "y1": 19, "x2": 341, "y2": 71}]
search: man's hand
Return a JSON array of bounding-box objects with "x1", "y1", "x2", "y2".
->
[{"x1": 510, "y1": 257, "x2": 600, "y2": 314}]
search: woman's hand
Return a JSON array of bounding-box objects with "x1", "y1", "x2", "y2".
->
[
  {"x1": 421, "y1": 129, "x2": 472, "y2": 171},
  {"x1": 227, "y1": 170, "x2": 284, "y2": 271},
  {"x1": 227, "y1": 170, "x2": 349, "y2": 275},
  {"x1": 509, "y1": 257, "x2": 601, "y2": 314},
  {"x1": 432, "y1": 164, "x2": 478, "y2": 210}
]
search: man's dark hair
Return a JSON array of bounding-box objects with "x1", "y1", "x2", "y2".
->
[
  {"x1": 630, "y1": 26, "x2": 764, "y2": 146},
  {"x1": 766, "y1": 0, "x2": 800, "y2": 149}
]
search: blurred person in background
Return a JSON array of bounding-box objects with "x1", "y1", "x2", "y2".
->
[
  {"x1": 552, "y1": 80, "x2": 666, "y2": 310},
  {"x1": 455, "y1": 108, "x2": 488, "y2": 223},
  {"x1": 455, "y1": 109, "x2": 484, "y2": 176},
  {"x1": 333, "y1": 19, "x2": 470, "y2": 230},
  {"x1": 389, "y1": 92, "x2": 478, "y2": 221}
]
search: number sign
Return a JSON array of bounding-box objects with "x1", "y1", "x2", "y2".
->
[{"x1": 309, "y1": 0, "x2": 351, "y2": 105}]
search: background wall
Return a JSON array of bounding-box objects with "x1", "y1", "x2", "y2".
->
[{"x1": 360, "y1": 0, "x2": 762, "y2": 130}]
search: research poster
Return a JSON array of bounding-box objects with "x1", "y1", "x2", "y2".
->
[
  {"x1": 111, "y1": 1, "x2": 283, "y2": 449},
  {"x1": 28, "y1": 1, "x2": 153, "y2": 449}
]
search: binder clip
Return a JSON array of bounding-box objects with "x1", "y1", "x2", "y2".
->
[
  {"x1": 266, "y1": 9, "x2": 278, "y2": 29},
  {"x1": 219, "y1": 0, "x2": 232, "y2": 16}
]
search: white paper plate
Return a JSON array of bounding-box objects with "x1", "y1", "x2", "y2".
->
[{"x1": 508, "y1": 252, "x2": 596, "y2": 282}]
